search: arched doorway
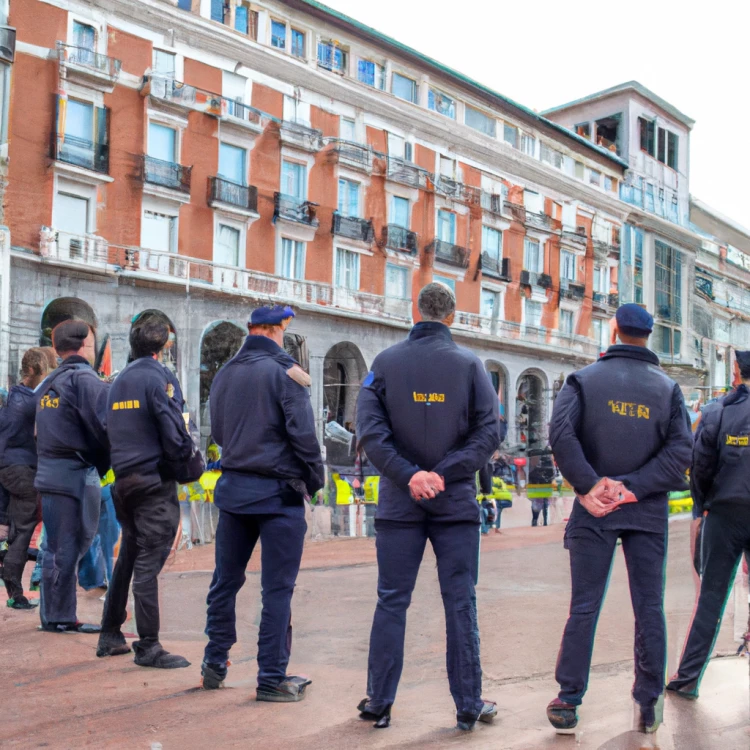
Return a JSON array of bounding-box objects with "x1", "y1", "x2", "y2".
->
[
  {"x1": 516, "y1": 369, "x2": 548, "y2": 450},
  {"x1": 130, "y1": 309, "x2": 178, "y2": 373},
  {"x1": 199, "y1": 321, "x2": 246, "y2": 409},
  {"x1": 323, "y1": 342, "x2": 367, "y2": 466},
  {"x1": 485, "y1": 360, "x2": 509, "y2": 445},
  {"x1": 40, "y1": 297, "x2": 97, "y2": 346}
]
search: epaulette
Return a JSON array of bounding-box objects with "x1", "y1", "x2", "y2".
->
[{"x1": 286, "y1": 365, "x2": 311, "y2": 387}]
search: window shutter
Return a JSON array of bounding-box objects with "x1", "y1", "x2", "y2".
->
[{"x1": 95, "y1": 105, "x2": 108, "y2": 172}]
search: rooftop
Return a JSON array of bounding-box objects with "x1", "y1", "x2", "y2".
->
[{"x1": 690, "y1": 196, "x2": 750, "y2": 240}]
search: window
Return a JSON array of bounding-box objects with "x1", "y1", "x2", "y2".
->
[
  {"x1": 234, "y1": 6, "x2": 259, "y2": 39},
  {"x1": 560, "y1": 310, "x2": 574, "y2": 336},
  {"x1": 667, "y1": 132, "x2": 678, "y2": 170},
  {"x1": 574, "y1": 161, "x2": 584, "y2": 180},
  {"x1": 434, "y1": 275, "x2": 455, "y2": 292},
  {"x1": 525, "y1": 299, "x2": 543, "y2": 328},
  {"x1": 560, "y1": 250, "x2": 576, "y2": 281},
  {"x1": 357, "y1": 59, "x2": 385, "y2": 90},
  {"x1": 280, "y1": 238, "x2": 305, "y2": 279},
  {"x1": 335, "y1": 248, "x2": 360, "y2": 290},
  {"x1": 644, "y1": 182, "x2": 655, "y2": 212},
  {"x1": 152, "y1": 50, "x2": 175, "y2": 77},
  {"x1": 216, "y1": 224, "x2": 241, "y2": 266},
  {"x1": 340, "y1": 117, "x2": 356, "y2": 142},
  {"x1": 524, "y1": 238, "x2": 542, "y2": 273},
  {"x1": 64, "y1": 99, "x2": 97, "y2": 166},
  {"x1": 318, "y1": 41, "x2": 347, "y2": 73},
  {"x1": 503, "y1": 123, "x2": 518, "y2": 148},
  {"x1": 391, "y1": 196, "x2": 409, "y2": 228},
  {"x1": 218, "y1": 143, "x2": 246, "y2": 185},
  {"x1": 524, "y1": 190, "x2": 543, "y2": 215},
  {"x1": 428, "y1": 88, "x2": 456, "y2": 119},
  {"x1": 271, "y1": 20, "x2": 286, "y2": 49},
  {"x1": 386, "y1": 263, "x2": 409, "y2": 299},
  {"x1": 0, "y1": 63, "x2": 10, "y2": 144},
  {"x1": 521, "y1": 134, "x2": 535, "y2": 156},
  {"x1": 142, "y1": 210, "x2": 177, "y2": 253},
  {"x1": 589, "y1": 169, "x2": 601, "y2": 186},
  {"x1": 654, "y1": 325, "x2": 681, "y2": 358},
  {"x1": 222, "y1": 71, "x2": 247, "y2": 116},
  {"x1": 593, "y1": 265, "x2": 609, "y2": 294},
  {"x1": 655, "y1": 240, "x2": 683, "y2": 324},
  {"x1": 387, "y1": 133, "x2": 412, "y2": 161},
  {"x1": 291, "y1": 29, "x2": 305, "y2": 58},
  {"x1": 592, "y1": 319, "x2": 609, "y2": 352},
  {"x1": 465, "y1": 106, "x2": 496, "y2": 137},
  {"x1": 281, "y1": 160, "x2": 306, "y2": 200},
  {"x1": 481, "y1": 289, "x2": 500, "y2": 319},
  {"x1": 575, "y1": 122, "x2": 591, "y2": 139},
  {"x1": 657, "y1": 127, "x2": 666, "y2": 163},
  {"x1": 437, "y1": 210, "x2": 456, "y2": 243},
  {"x1": 540, "y1": 143, "x2": 563, "y2": 169},
  {"x1": 72, "y1": 21, "x2": 96, "y2": 60},
  {"x1": 337, "y1": 178, "x2": 360, "y2": 217},
  {"x1": 54, "y1": 192, "x2": 89, "y2": 236},
  {"x1": 439, "y1": 155, "x2": 455, "y2": 178},
  {"x1": 639, "y1": 117, "x2": 655, "y2": 156},
  {"x1": 604, "y1": 175, "x2": 613, "y2": 192},
  {"x1": 392, "y1": 73, "x2": 417, "y2": 103},
  {"x1": 482, "y1": 226, "x2": 502, "y2": 263},
  {"x1": 148, "y1": 122, "x2": 176, "y2": 161}
]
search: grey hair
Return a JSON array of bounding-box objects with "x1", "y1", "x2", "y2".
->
[{"x1": 417, "y1": 282, "x2": 456, "y2": 322}]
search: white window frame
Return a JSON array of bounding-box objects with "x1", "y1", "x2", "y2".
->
[
  {"x1": 278, "y1": 236, "x2": 307, "y2": 280},
  {"x1": 280, "y1": 156, "x2": 309, "y2": 201},
  {"x1": 391, "y1": 71, "x2": 418, "y2": 104},
  {"x1": 390, "y1": 195, "x2": 411, "y2": 228},
  {"x1": 559, "y1": 309, "x2": 575, "y2": 337},
  {"x1": 385, "y1": 262, "x2": 411, "y2": 300},
  {"x1": 481, "y1": 287, "x2": 503, "y2": 320},
  {"x1": 523, "y1": 238, "x2": 543, "y2": 274},
  {"x1": 66, "y1": 13, "x2": 107, "y2": 55},
  {"x1": 213, "y1": 216, "x2": 245, "y2": 268},
  {"x1": 335, "y1": 246, "x2": 361, "y2": 291},
  {"x1": 151, "y1": 47, "x2": 183, "y2": 80},
  {"x1": 141, "y1": 205, "x2": 179, "y2": 254},
  {"x1": 560, "y1": 250, "x2": 577, "y2": 281},
  {"x1": 523, "y1": 297, "x2": 545, "y2": 329},
  {"x1": 337, "y1": 177, "x2": 361, "y2": 218}
]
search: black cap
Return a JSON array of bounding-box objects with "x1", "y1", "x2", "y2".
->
[
  {"x1": 615, "y1": 303, "x2": 653, "y2": 338},
  {"x1": 735, "y1": 351, "x2": 750, "y2": 369}
]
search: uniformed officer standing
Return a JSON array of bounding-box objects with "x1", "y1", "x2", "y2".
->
[
  {"x1": 97, "y1": 320, "x2": 201, "y2": 668},
  {"x1": 547, "y1": 304, "x2": 692, "y2": 734},
  {"x1": 201, "y1": 304, "x2": 324, "y2": 701},
  {"x1": 356, "y1": 282, "x2": 500, "y2": 731},
  {"x1": 35, "y1": 320, "x2": 110, "y2": 634},
  {"x1": 667, "y1": 349, "x2": 750, "y2": 697},
  {"x1": 0, "y1": 348, "x2": 51, "y2": 609}
]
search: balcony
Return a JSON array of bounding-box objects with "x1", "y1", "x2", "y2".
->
[
  {"x1": 386, "y1": 156, "x2": 428, "y2": 189},
  {"x1": 481, "y1": 254, "x2": 511, "y2": 281},
  {"x1": 53, "y1": 134, "x2": 108, "y2": 174},
  {"x1": 525, "y1": 211, "x2": 558, "y2": 233},
  {"x1": 521, "y1": 270, "x2": 551, "y2": 288},
  {"x1": 430, "y1": 175, "x2": 481, "y2": 206},
  {"x1": 425, "y1": 239, "x2": 470, "y2": 269},
  {"x1": 381, "y1": 224, "x2": 418, "y2": 255},
  {"x1": 504, "y1": 200, "x2": 526, "y2": 223},
  {"x1": 480, "y1": 192, "x2": 508, "y2": 216},
  {"x1": 220, "y1": 99, "x2": 272, "y2": 134},
  {"x1": 592, "y1": 291, "x2": 612, "y2": 310},
  {"x1": 274, "y1": 193, "x2": 319, "y2": 226},
  {"x1": 208, "y1": 177, "x2": 258, "y2": 214},
  {"x1": 57, "y1": 42, "x2": 121, "y2": 91},
  {"x1": 278, "y1": 120, "x2": 323, "y2": 152},
  {"x1": 593, "y1": 239, "x2": 621, "y2": 259},
  {"x1": 329, "y1": 140, "x2": 372, "y2": 173},
  {"x1": 141, "y1": 75, "x2": 205, "y2": 110},
  {"x1": 608, "y1": 292, "x2": 620, "y2": 308},
  {"x1": 560, "y1": 278, "x2": 585, "y2": 301},
  {"x1": 140, "y1": 155, "x2": 191, "y2": 194},
  {"x1": 331, "y1": 212, "x2": 374, "y2": 243},
  {"x1": 561, "y1": 226, "x2": 588, "y2": 248}
]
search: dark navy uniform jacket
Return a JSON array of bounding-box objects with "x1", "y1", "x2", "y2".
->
[
  {"x1": 356, "y1": 322, "x2": 500, "y2": 523},
  {"x1": 550, "y1": 345, "x2": 692, "y2": 532},
  {"x1": 35, "y1": 356, "x2": 110, "y2": 495},
  {"x1": 107, "y1": 357, "x2": 194, "y2": 480},
  {"x1": 0, "y1": 384, "x2": 38, "y2": 467},
  {"x1": 691, "y1": 384, "x2": 750, "y2": 512},
  {"x1": 210, "y1": 335, "x2": 324, "y2": 514}
]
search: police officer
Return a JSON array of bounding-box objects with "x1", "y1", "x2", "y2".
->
[
  {"x1": 356, "y1": 282, "x2": 500, "y2": 730},
  {"x1": 97, "y1": 320, "x2": 199, "y2": 667},
  {"x1": 667, "y1": 350, "x2": 750, "y2": 697},
  {"x1": 35, "y1": 320, "x2": 110, "y2": 634},
  {"x1": 547, "y1": 304, "x2": 692, "y2": 734},
  {"x1": 201, "y1": 304, "x2": 324, "y2": 701},
  {"x1": 0, "y1": 348, "x2": 51, "y2": 609}
]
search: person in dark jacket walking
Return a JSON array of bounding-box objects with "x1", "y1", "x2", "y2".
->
[
  {"x1": 667, "y1": 350, "x2": 750, "y2": 698},
  {"x1": 546, "y1": 304, "x2": 692, "y2": 734},
  {"x1": 96, "y1": 321, "x2": 199, "y2": 668},
  {"x1": 356, "y1": 282, "x2": 500, "y2": 731},
  {"x1": 35, "y1": 320, "x2": 110, "y2": 634},
  {"x1": 0, "y1": 348, "x2": 51, "y2": 609},
  {"x1": 201, "y1": 304, "x2": 324, "y2": 701}
]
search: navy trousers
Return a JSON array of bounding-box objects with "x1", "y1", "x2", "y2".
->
[
  {"x1": 556, "y1": 525, "x2": 667, "y2": 707},
  {"x1": 670, "y1": 505, "x2": 750, "y2": 695},
  {"x1": 39, "y1": 481, "x2": 100, "y2": 626},
  {"x1": 366, "y1": 519, "x2": 483, "y2": 717},
  {"x1": 204, "y1": 508, "x2": 307, "y2": 688}
]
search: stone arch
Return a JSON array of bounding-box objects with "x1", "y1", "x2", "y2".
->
[
  {"x1": 40, "y1": 296, "x2": 97, "y2": 346},
  {"x1": 515, "y1": 368, "x2": 549, "y2": 450},
  {"x1": 199, "y1": 321, "x2": 245, "y2": 409},
  {"x1": 485, "y1": 359, "x2": 510, "y2": 423},
  {"x1": 130, "y1": 309, "x2": 179, "y2": 371}
]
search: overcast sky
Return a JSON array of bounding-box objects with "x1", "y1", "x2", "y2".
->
[{"x1": 322, "y1": 0, "x2": 749, "y2": 232}]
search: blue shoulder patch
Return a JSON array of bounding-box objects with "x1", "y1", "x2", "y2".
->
[{"x1": 362, "y1": 371, "x2": 375, "y2": 388}]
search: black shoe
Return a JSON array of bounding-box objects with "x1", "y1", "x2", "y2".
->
[
  {"x1": 256, "y1": 675, "x2": 312, "y2": 702},
  {"x1": 666, "y1": 679, "x2": 698, "y2": 700},
  {"x1": 133, "y1": 641, "x2": 190, "y2": 669},
  {"x1": 358, "y1": 698, "x2": 392, "y2": 728},
  {"x1": 39, "y1": 621, "x2": 101, "y2": 634},
  {"x1": 546, "y1": 698, "x2": 578, "y2": 733},
  {"x1": 637, "y1": 695, "x2": 664, "y2": 734},
  {"x1": 457, "y1": 700, "x2": 497, "y2": 731},
  {"x1": 97, "y1": 631, "x2": 132, "y2": 657},
  {"x1": 7, "y1": 595, "x2": 39, "y2": 610},
  {"x1": 201, "y1": 661, "x2": 228, "y2": 689}
]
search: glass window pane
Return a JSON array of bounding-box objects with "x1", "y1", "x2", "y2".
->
[
  {"x1": 73, "y1": 21, "x2": 96, "y2": 51},
  {"x1": 428, "y1": 88, "x2": 456, "y2": 119},
  {"x1": 434, "y1": 275, "x2": 455, "y2": 292},
  {"x1": 54, "y1": 193, "x2": 88, "y2": 235},
  {"x1": 291, "y1": 29, "x2": 305, "y2": 58},
  {"x1": 340, "y1": 117, "x2": 356, "y2": 142},
  {"x1": 218, "y1": 143, "x2": 246, "y2": 184},
  {"x1": 386, "y1": 264, "x2": 408, "y2": 299},
  {"x1": 271, "y1": 20, "x2": 286, "y2": 49},
  {"x1": 481, "y1": 290, "x2": 497, "y2": 319},
  {"x1": 391, "y1": 197, "x2": 409, "y2": 227},
  {"x1": 281, "y1": 161, "x2": 305, "y2": 200},
  {"x1": 234, "y1": 5, "x2": 248, "y2": 33},
  {"x1": 392, "y1": 73, "x2": 417, "y2": 103},
  {"x1": 216, "y1": 224, "x2": 241, "y2": 266},
  {"x1": 142, "y1": 211, "x2": 175, "y2": 252},
  {"x1": 465, "y1": 106, "x2": 496, "y2": 137},
  {"x1": 148, "y1": 123, "x2": 176, "y2": 161},
  {"x1": 503, "y1": 123, "x2": 518, "y2": 148},
  {"x1": 524, "y1": 239, "x2": 540, "y2": 272},
  {"x1": 438, "y1": 210, "x2": 455, "y2": 243},
  {"x1": 153, "y1": 50, "x2": 175, "y2": 77},
  {"x1": 66, "y1": 99, "x2": 93, "y2": 140}
]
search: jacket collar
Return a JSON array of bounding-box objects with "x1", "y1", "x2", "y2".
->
[
  {"x1": 59, "y1": 355, "x2": 92, "y2": 369},
  {"x1": 599, "y1": 344, "x2": 660, "y2": 366},
  {"x1": 239, "y1": 335, "x2": 286, "y2": 356},
  {"x1": 408, "y1": 321, "x2": 453, "y2": 342}
]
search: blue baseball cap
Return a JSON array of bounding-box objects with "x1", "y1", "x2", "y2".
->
[
  {"x1": 615, "y1": 303, "x2": 653, "y2": 338},
  {"x1": 249, "y1": 304, "x2": 295, "y2": 326}
]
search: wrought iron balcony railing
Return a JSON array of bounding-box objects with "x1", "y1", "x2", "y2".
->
[
  {"x1": 58, "y1": 43, "x2": 121, "y2": 82},
  {"x1": 222, "y1": 99, "x2": 268, "y2": 129},
  {"x1": 386, "y1": 156, "x2": 428, "y2": 189},
  {"x1": 562, "y1": 226, "x2": 588, "y2": 246},
  {"x1": 274, "y1": 193, "x2": 319, "y2": 226},
  {"x1": 504, "y1": 200, "x2": 526, "y2": 223},
  {"x1": 381, "y1": 224, "x2": 418, "y2": 254},
  {"x1": 208, "y1": 177, "x2": 258, "y2": 212},
  {"x1": 593, "y1": 238, "x2": 621, "y2": 257},
  {"x1": 608, "y1": 292, "x2": 620, "y2": 308},
  {"x1": 53, "y1": 133, "x2": 108, "y2": 174},
  {"x1": 330, "y1": 140, "x2": 372, "y2": 172},
  {"x1": 331, "y1": 212, "x2": 374, "y2": 242},
  {"x1": 430, "y1": 175, "x2": 481, "y2": 205},
  {"x1": 481, "y1": 254, "x2": 510, "y2": 281},
  {"x1": 141, "y1": 155, "x2": 192, "y2": 193},
  {"x1": 520, "y1": 270, "x2": 551, "y2": 288},
  {"x1": 425, "y1": 239, "x2": 470, "y2": 269},
  {"x1": 278, "y1": 120, "x2": 323, "y2": 151},
  {"x1": 480, "y1": 192, "x2": 507, "y2": 215},
  {"x1": 525, "y1": 211, "x2": 554, "y2": 232},
  {"x1": 560, "y1": 277, "x2": 585, "y2": 300}
]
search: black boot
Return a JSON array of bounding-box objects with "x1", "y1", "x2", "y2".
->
[
  {"x1": 546, "y1": 698, "x2": 579, "y2": 733},
  {"x1": 457, "y1": 700, "x2": 497, "y2": 731},
  {"x1": 132, "y1": 640, "x2": 190, "y2": 669},
  {"x1": 39, "y1": 621, "x2": 101, "y2": 634},
  {"x1": 97, "y1": 631, "x2": 132, "y2": 657},
  {"x1": 7, "y1": 594, "x2": 39, "y2": 610},
  {"x1": 357, "y1": 698, "x2": 392, "y2": 728},
  {"x1": 256, "y1": 675, "x2": 312, "y2": 702},
  {"x1": 201, "y1": 661, "x2": 228, "y2": 689}
]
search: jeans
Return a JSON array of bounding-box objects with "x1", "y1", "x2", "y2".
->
[
  {"x1": 531, "y1": 499, "x2": 549, "y2": 526},
  {"x1": 78, "y1": 485, "x2": 120, "y2": 590}
]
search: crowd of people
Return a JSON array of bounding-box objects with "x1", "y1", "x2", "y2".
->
[{"x1": 0, "y1": 282, "x2": 746, "y2": 736}]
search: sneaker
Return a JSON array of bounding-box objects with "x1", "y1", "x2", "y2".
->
[
  {"x1": 7, "y1": 595, "x2": 39, "y2": 610},
  {"x1": 357, "y1": 698, "x2": 392, "y2": 728},
  {"x1": 96, "y1": 631, "x2": 132, "y2": 657},
  {"x1": 546, "y1": 698, "x2": 579, "y2": 734},
  {"x1": 457, "y1": 700, "x2": 497, "y2": 731},
  {"x1": 256, "y1": 675, "x2": 312, "y2": 702},
  {"x1": 201, "y1": 661, "x2": 228, "y2": 690}
]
